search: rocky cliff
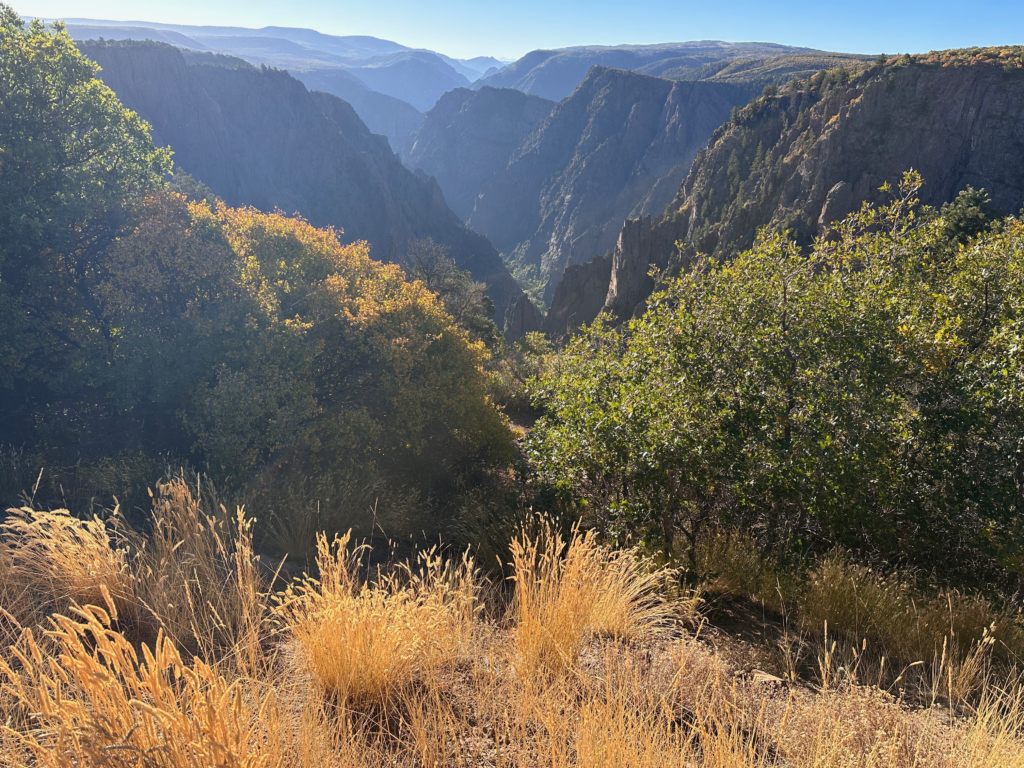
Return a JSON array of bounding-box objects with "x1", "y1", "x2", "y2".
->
[
  {"x1": 675, "y1": 50, "x2": 1024, "y2": 261},
  {"x1": 541, "y1": 253, "x2": 612, "y2": 338},
  {"x1": 404, "y1": 87, "x2": 555, "y2": 221},
  {"x1": 80, "y1": 41, "x2": 528, "y2": 326},
  {"x1": 469, "y1": 66, "x2": 755, "y2": 303},
  {"x1": 546, "y1": 50, "x2": 1024, "y2": 337}
]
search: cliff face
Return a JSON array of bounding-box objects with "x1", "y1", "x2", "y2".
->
[
  {"x1": 80, "y1": 41, "x2": 528, "y2": 325},
  {"x1": 404, "y1": 87, "x2": 555, "y2": 221},
  {"x1": 675, "y1": 53, "x2": 1024, "y2": 261},
  {"x1": 469, "y1": 66, "x2": 754, "y2": 303},
  {"x1": 541, "y1": 253, "x2": 612, "y2": 339},
  {"x1": 546, "y1": 51, "x2": 1024, "y2": 338}
]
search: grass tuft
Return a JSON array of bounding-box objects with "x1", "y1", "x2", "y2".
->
[{"x1": 510, "y1": 517, "x2": 690, "y2": 677}]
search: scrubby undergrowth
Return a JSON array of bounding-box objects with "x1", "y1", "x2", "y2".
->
[{"x1": 1, "y1": 482, "x2": 1023, "y2": 767}]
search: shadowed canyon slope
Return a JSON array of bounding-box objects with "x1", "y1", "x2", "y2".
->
[
  {"x1": 79, "y1": 41, "x2": 528, "y2": 323},
  {"x1": 545, "y1": 51, "x2": 1024, "y2": 337},
  {"x1": 404, "y1": 86, "x2": 556, "y2": 221},
  {"x1": 467, "y1": 67, "x2": 756, "y2": 303},
  {"x1": 289, "y1": 66, "x2": 424, "y2": 153}
]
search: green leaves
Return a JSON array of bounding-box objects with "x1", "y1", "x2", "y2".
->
[
  {"x1": 529, "y1": 177, "x2": 1024, "y2": 584},
  {"x1": 0, "y1": 8, "x2": 170, "y2": 397}
]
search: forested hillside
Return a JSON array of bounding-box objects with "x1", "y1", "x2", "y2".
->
[{"x1": 676, "y1": 50, "x2": 1024, "y2": 260}]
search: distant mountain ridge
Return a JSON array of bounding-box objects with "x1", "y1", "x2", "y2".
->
[
  {"x1": 76, "y1": 40, "x2": 531, "y2": 330},
  {"x1": 474, "y1": 41, "x2": 825, "y2": 101},
  {"x1": 61, "y1": 18, "x2": 509, "y2": 150}
]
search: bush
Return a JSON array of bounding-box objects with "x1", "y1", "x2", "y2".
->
[
  {"x1": 529, "y1": 172, "x2": 1024, "y2": 586},
  {"x1": 510, "y1": 518, "x2": 688, "y2": 677}
]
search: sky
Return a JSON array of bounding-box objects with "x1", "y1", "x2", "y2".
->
[{"x1": 12, "y1": 0, "x2": 1024, "y2": 60}]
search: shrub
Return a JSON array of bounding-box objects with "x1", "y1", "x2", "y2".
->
[
  {"x1": 529, "y1": 172, "x2": 1024, "y2": 585},
  {"x1": 510, "y1": 518, "x2": 687, "y2": 677}
]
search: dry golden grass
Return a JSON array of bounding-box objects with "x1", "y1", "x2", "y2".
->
[
  {"x1": 276, "y1": 531, "x2": 478, "y2": 713},
  {"x1": 1, "y1": 507, "x2": 135, "y2": 619},
  {"x1": 510, "y1": 518, "x2": 690, "y2": 677},
  {"x1": 799, "y1": 552, "x2": 1024, "y2": 705},
  {"x1": 0, "y1": 503, "x2": 1023, "y2": 768},
  {"x1": 132, "y1": 479, "x2": 275, "y2": 673},
  {"x1": 0, "y1": 603, "x2": 281, "y2": 768}
]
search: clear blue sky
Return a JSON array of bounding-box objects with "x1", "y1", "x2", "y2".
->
[{"x1": 12, "y1": 0, "x2": 1024, "y2": 60}]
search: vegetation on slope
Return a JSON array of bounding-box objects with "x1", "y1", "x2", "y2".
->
[
  {"x1": 673, "y1": 49, "x2": 1024, "y2": 262},
  {"x1": 666, "y1": 52, "x2": 872, "y2": 88},
  {"x1": 4, "y1": 10, "x2": 1024, "y2": 767},
  {"x1": 530, "y1": 173, "x2": 1024, "y2": 588},
  {"x1": 0, "y1": 11, "x2": 512, "y2": 546}
]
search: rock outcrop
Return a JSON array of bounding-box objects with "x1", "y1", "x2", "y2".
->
[
  {"x1": 503, "y1": 292, "x2": 543, "y2": 342},
  {"x1": 79, "y1": 40, "x2": 530, "y2": 325},
  {"x1": 469, "y1": 66, "x2": 755, "y2": 304},
  {"x1": 404, "y1": 87, "x2": 555, "y2": 220},
  {"x1": 542, "y1": 254, "x2": 612, "y2": 339},
  {"x1": 604, "y1": 215, "x2": 685, "y2": 321}
]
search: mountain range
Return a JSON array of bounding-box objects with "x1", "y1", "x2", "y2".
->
[
  {"x1": 61, "y1": 19, "x2": 506, "y2": 151},
  {"x1": 61, "y1": 20, "x2": 868, "y2": 162}
]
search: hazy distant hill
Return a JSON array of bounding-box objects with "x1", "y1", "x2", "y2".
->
[
  {"x1": 63, "y1": 18, "x2": 410, "y2": 57},
  {"x1": 405, "y1": 87, "x2": 556, "y2": 220},
  {"x1": 77, "y1": 40, "x2": 528, "y2": 324},
  {"x1": 63, "y1": 19, "x2": 502, "y2": 140},
  {"x1": 467, "y1": 67, "x2": 756, "y2": 303},
  {"x1": 474, "y1": 41, "x2": 822, "y2": 101},
  {"x1": 293, "y1": 67, "x2": 424, "y2": 153},
  {"x1": 64, "y1": 23, "x2": 214, "y2": 50},
  {"x1": 345, "y1": 50, "x2": 471, "y2": 111}
]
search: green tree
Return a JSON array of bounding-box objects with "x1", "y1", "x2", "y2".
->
[
  {"x1": 940, "y1": 185, "x2": 993, "y2": 245},
  {"x1": 407, "y1": 238, "x2": 500, "y2": 348},
  {"x1": 0, "y1": 7, "x2": 169, "y2": 422}
]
